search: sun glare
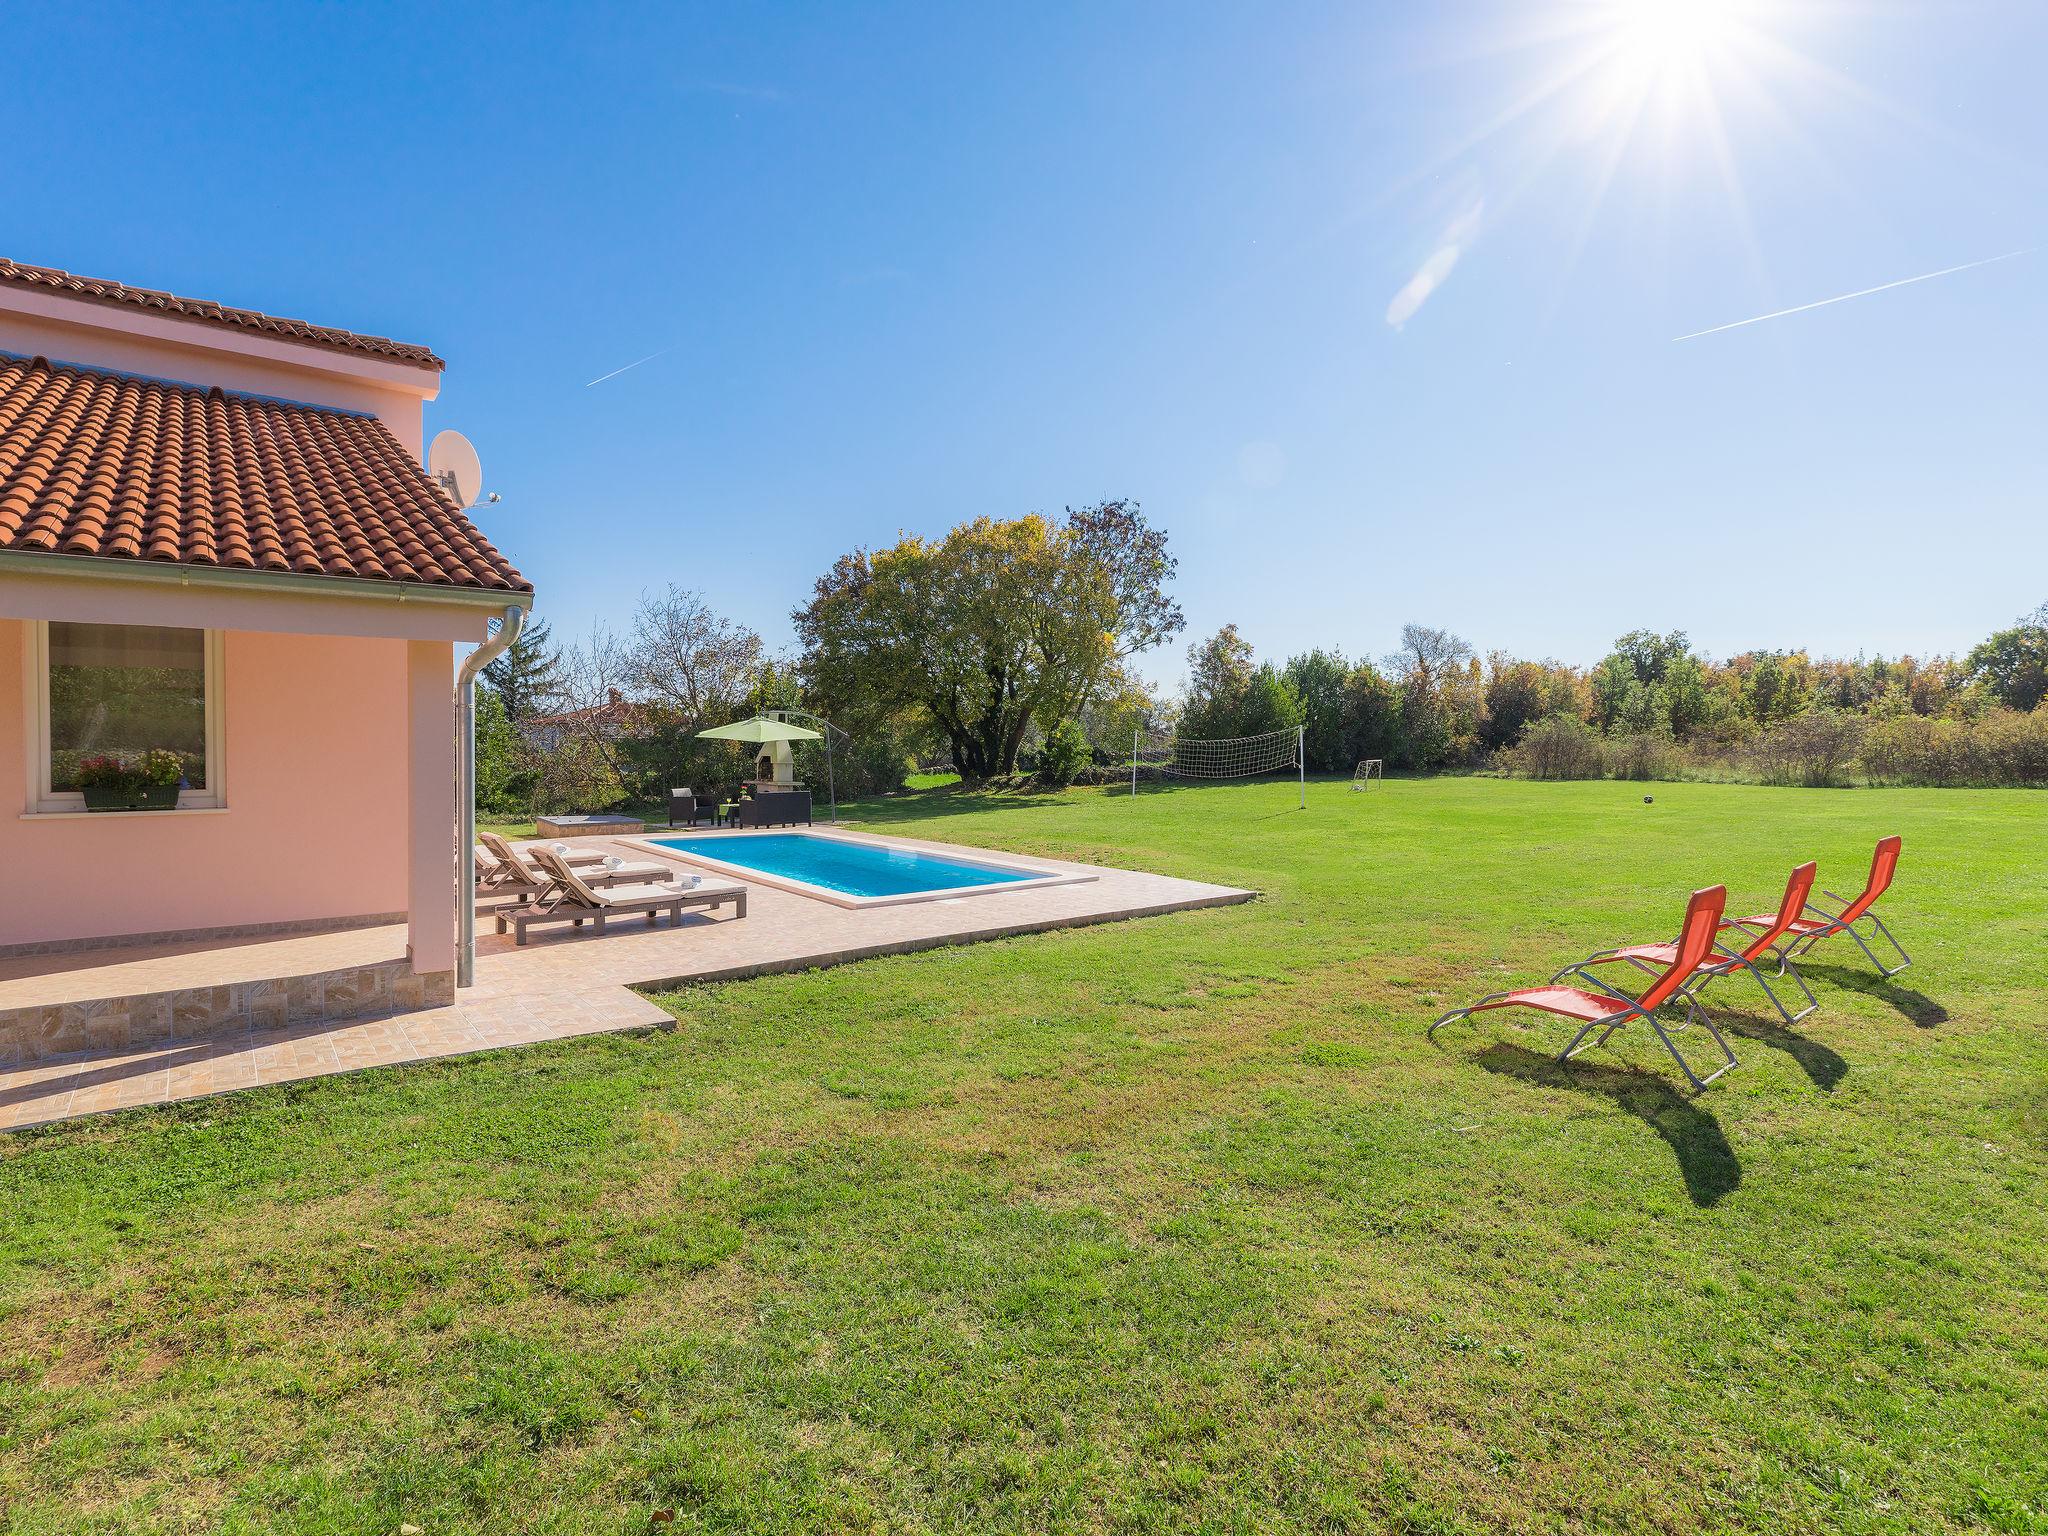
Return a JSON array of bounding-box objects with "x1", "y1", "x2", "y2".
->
[
  {"x1": 1609, "y1": 0, "x2": 1750, "y2": 79},
  {"x1": 1574, "y1": 0, "x2": 1775, "y2": 136}
]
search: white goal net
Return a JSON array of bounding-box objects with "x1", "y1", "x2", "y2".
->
[
  {"x1": 1132, "y1": 725, "x2": 1305, "y2": 807},
  {"x1": 1351, "y1": 758, "x2": 1383, "y2": 790}
]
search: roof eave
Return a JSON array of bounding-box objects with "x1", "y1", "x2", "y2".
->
[{"x1": 0, "y1": 547, "x2": 533, "y2": 609}]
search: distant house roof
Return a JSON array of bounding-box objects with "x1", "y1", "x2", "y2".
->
[
  {"x1": 0, "y1": 258, "x2": 445, "y2": 369},
  {"x1": 0, "y1": 353, "x2": 528, "y2": 593},
  {"x1": 522, "y1": 691, "x2": 644, "y2": 738}
]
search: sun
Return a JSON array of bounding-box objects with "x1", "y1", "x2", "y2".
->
[
  {"x1": 1574, "y1": 0, "x2": 1775, "y2": 134},
  {"x1": 1608, "y1": 0, "x2": 1753, "y2": 80}
]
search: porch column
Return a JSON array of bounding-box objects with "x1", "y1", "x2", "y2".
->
[{"x1": 405, "y1": 639, "x2": 458, "y2": 977}]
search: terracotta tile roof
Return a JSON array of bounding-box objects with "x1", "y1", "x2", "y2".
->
[
  {"x1": 0, "y1": 354, "x2": 529, "y2": 593},
  {"x1": 0, "y1": 258, "x2": 444, "y2": 369}
]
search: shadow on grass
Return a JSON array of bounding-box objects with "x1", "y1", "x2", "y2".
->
[
  {"x1": 1721, "y1": 1014, "x2": 1847, "y2": 1091},
  {"x1": 1799, "y1": 963, "x2": 1948, "y2": 1027},
  {"x1": 1474, "y1": 1042, "x2": 1742, "y2": 1207},
  {"x1": 842, "y1": 782, "x2": 1075, "y2": 827}
]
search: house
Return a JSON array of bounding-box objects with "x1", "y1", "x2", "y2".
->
[
  {"x1": 520, "y1": 689, "x2": 645, "y2": 753},
  {"x1": 0, "y1": 258, "x2": 532, "y2": 1002}
]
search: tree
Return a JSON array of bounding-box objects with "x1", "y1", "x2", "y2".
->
[
  {"x1": 1283, "y1": 648, "x2": 1353, "y2": 771},
  {"x1": 624, "y1": 586, "x2": 764, "y2": 722},
  {"x1": 1339, "y1": 663, "x2": 1402, "y2": 766},
  {"x1": 1036, "y1": 718, "x2": 1092, "y2": 785},
  {"x1": 1384, "y1": 623, "x2": 1475, "y2": 694},
  {"x1": 1965, "y1": 603, "x2": 2048, "y2": 712},
  {"x1": 472, "y1": 683, "x2": 533, "y2": 814},
  {"x1": 482, "y1": 616, "x2": 565, "y2": 720},
  {"x1": 1063, "y1": 500, "x2": 1186, "y2": 694},
  {"x1": 1608, "y1": 629, "x2": 1691, "y2": 686},
  {"x1": 1240, "y1": 665, "x2": 1306, "y2": 737},
  {"x1": 795, "y1": 506, "x2": 1178, "y2": 779},
  {"x1": 1483, "y1": 654, "x2": 1586, "y2": 752},
  {"x1": 1080, "y1": 662, "x2": 1167, "y2": 763},
  {"x1": 1589, "y1": 630, "x2": 1705, "y2": 738},
  {"x1": 1741, "y1": 651, "x2": 1810, "y2": 724},
  {"x1": 1179, "y1": 626, "x2": 1259, "y2": 741},
  {"x1": 1383, "y1": 623, "x2": 1475, "y2": 769},
  {"x1": 552, "y1": 623, "x2": 639, "y2": 789}
]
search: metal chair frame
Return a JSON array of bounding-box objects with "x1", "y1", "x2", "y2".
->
[
  {"x1": 1733, "y1": 891, "x2": 1913, "y2": 980},
  {"x1": 1558, "y1": 937, "x2": 1819, "y2": 1026},
  {"x1": 1724, "y1": 837, "x2": 1911, "y2": 981},
  {"x1": 1429, "y1": 969, "x2": 1738, "y2": 1092},
  {"x1": 1428, "y1": 887, "x2": 1740, "y2": 1092}
]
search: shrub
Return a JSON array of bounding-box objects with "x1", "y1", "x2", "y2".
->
[
  {"x1": 1971, "y1": 706, "x2": 2048, "y2": 786},
  {"x1": 1036, "y1": 719, "x2": 1092, "y2": 786},
  {"x1": 1861, "y1": 707, "x2": 2048, "y2": 786},
  {"x1": 1506, "y1": 715, "x2": 1605, "y2": 779},
  {"x1": 532, "y1": 738, "x2": 625, "y2": 815},
  {"x1": 1609, "y1": 730, "x2": 1678, "y2": 781},
  {"x1": 1858, "y1": 714, "x2": 1926, "y2": 785},
  {"x1": 1751, "y1": 710, "x2": 1863, "y2": 787}
]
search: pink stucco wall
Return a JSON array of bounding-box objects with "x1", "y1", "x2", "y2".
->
[{"x1": 1, "y1": 620, "x2": 435, "y2": 949}]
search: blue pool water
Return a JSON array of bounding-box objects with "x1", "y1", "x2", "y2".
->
[{"x1": 648, "y1": 833, "x2": 1036, "y2": 899}]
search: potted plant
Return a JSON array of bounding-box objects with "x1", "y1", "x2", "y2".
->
[
  {"x1": 134, "y1": 749, "x2": 186, "y2": 810},
  {"x1": 75, "y1": 754, "x2": 135, "y2": 811},
  {"x1": 76, "y1": 750, "x2": 186, "y2": 811}
]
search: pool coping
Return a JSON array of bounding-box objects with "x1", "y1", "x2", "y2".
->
[{"x1": 628, "y1": 826, "x2": 1100, "y2": 909}]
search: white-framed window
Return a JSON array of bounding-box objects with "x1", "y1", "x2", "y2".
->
[{"x1": 24, "y1": 620, "x2": 225, "y2": 813}]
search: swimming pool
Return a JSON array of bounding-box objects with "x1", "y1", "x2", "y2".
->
[{"x1": 637, "y1": 831, "x2": 1094, "y2": 908}]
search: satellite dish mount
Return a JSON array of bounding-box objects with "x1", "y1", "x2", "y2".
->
[{"x1": 428, "y1": 429, "x2": 491, "y2": 511}]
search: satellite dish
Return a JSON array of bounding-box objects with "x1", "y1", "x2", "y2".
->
[{"x1": 428, "y1": 430, "x2": 485, "y2": 510}]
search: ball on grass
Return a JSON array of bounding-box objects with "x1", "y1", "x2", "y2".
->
[{"x1": 1643, "y1": 794, "x2": 1655, "y2": 804}]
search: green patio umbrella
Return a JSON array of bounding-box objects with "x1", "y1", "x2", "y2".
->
[{"x1": 695, "y1": 716, "x2": 822, "y2": 744}]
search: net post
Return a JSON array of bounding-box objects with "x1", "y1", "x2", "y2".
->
[
  {"x1": 1298, "y1": 724, "x2": 1306, "y2": 809},
  {"x1": 1131, "y1": 727, "x2": 1139, "y2": 798}
]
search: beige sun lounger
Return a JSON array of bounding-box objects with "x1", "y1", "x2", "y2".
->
[
  {"x1": 479, "y1": 829, "x2": 607, "y2": 874},
  {"x1": 495, "y1": 846, "x2": 747, "y2": 945},
  {"x1": 475, "y1": 834, "x2": 674, "y2": 904}
]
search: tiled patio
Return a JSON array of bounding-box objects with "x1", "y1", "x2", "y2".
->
[{"x1": 0, "y1": 828, "x2": 1252, "y2": 1131}]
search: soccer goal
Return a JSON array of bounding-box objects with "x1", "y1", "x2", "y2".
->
[
  {"x1": 1131, "y1": 724, "x2": 1305, "y2": 809},
  {"x1": 1350, "y1": 758, "x2": 1383, "y2": 790}
]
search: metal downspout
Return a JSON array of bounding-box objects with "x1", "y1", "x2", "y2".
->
[{"x1": 456, "y1": 605, "x2": 527, "y2": 987}]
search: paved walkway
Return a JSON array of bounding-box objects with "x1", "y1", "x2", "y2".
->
[{"x1": 0, "y1": 829, "x2": 1251, "y2": 1130}]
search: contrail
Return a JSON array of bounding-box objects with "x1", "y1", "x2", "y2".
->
[
  {"x1": 1673, "y1": 249, "x2": 2032, "y2": 342},
  {"x1": 585, "y1": 347, "x2": 673, "y2": 387}
]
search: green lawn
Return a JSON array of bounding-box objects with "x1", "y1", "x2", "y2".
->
[{"x1": 5, "y1": 778, "x2": 2046, "y2": 1534}]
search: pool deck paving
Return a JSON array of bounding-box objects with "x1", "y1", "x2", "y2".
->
[{"x1": 0, "y1": 827, "x2": 1252, "y2": 1131}]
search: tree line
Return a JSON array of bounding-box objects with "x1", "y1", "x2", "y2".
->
[
  {"x1": 473, "y1": 497, "x2": 2046, "y2": 815},
  {"x1": 1171, "y1": 607, "x2": 2048, "y2": 788}
]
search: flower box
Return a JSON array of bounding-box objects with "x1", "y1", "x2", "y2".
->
[
  {"x1": 82, "y1": 784, "x2": 183, "y2": 812},
  {"x1": 74, "y1": 749, "x2": 188, "y2": 811}
]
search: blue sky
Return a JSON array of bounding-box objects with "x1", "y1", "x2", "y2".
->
[{"x1": 14, "y1": 1, "x2": 2046, "y2": 686}]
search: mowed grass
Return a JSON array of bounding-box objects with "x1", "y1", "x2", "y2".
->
[{"x1": 4, "y1": 777, "x2": 2047, "y2": 1534}]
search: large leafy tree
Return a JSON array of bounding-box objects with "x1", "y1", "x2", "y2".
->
[
  {"x1": 795, "y1": 503, "x2": 1181, "y2": 779},
  {"x1": 1179, "y1": 625, "x2": 1259, "y2": 741},
  {"x1": 1965, "y1": 603, "x2": 2048, "y2": 712},
  {"x1": 1282, "y1": 648, "x2": 1353, "y2": 771}
]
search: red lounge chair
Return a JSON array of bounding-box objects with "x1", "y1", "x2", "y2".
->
[
  {"x1": 1565, "y1": 862, "x2": 1820, "y2": 1026},
  {"x1": 1726, "y1": 835, "x2": 1910, "y2": 980},
  {"x1": 1429, "y1": 886, "x2": 1739, "y2": 1090}
]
